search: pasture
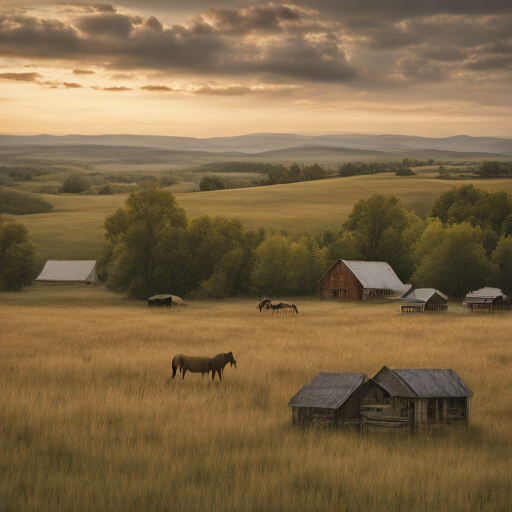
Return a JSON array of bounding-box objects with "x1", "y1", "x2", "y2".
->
[
  {"x1": 1, "y1": 285, "x2": 511, "y2": 512},
  {"x1": 6, "y1": 173, "x2": 512, "y2": 260}
]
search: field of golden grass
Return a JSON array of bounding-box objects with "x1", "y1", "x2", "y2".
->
[
  {"x1": 1, "y1": 285, "x2": 511, "y2": 512},
  {"x1": 7, "y1": 174, "x2": 512, "y2": 260}
]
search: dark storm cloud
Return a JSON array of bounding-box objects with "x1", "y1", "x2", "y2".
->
[
  {"x1": 0, "y1": 3, "x2": 511, "y2": 88},
  {"x1": 76, "y1": 13, "x2": 139, "y2": 37},
  {"x1": 73, "y1": 69, "x2": 95, "y2": 74}
]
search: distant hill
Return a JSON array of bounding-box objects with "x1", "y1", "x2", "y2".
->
[{"x1": 1, "y1": 132, "x2": 511, "y2": 156}]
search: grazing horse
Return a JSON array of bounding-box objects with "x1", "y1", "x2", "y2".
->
[
  {"x1": 271, "y1": 302, "x2": 298, "y2": 315},
  {"x1": 257, "y1": 298, "x2": 272, "y2": 312},
  {"x1": 167, "y1": 352, "x2": 236, "y2": 382},
  {"x1": 210, "y1": 352, "x2": 237, "y2": 381}
]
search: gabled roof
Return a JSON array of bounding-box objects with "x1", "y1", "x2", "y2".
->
[
  {"x1": 35, "y1": 260, "x2": 98, "y2": 282},
  {"x1": 392, "y1": 369, "x2": 473, "y2": 398},
  {"x1": 401, "y1": 288, "x2": 448, "y2": 303},
  {"x1": 319, "y1": 259, "x2": 409, "y2": 294},
  {"x1": 288, "y1": 372, "x2": 368, "y2": 409},
  {"x1": 463, "y1": 287, "x2": 507, "y2": 305}
]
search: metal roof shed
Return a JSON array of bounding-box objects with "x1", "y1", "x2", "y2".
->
[
  {"x1": 400, "y1": 288, "x2": 448, "y2": 313},
  {"x1": 288, "y1": 372, "x2": 368, "y2": 427}
]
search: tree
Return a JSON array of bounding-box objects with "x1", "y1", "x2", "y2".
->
[
  {"x1": 251, "y1": 234, "x2": 291, "y2": 296},
  {"x1": 59, "y1": 174, "x2": 90, "y2": 193},
  {"x1": 103, "y1": 187, "x2": 187, "y2": 299},
  {"x1": 412, "y1": 222, "x2": 490, "y2": 298},
  {"x1": 342, "y1": 194, "x2": 418, "y2": 280},
  {"x1": 491, "y1": 236, "x2": 512, "y2": 297},
  {"x1": 199, "y1": 175, "x2": 226, "y2": 191},
  {"x1": 0, "y1": 218, "x2": 38, "y2": 291}
]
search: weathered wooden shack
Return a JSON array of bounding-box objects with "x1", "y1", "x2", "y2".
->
[
  {"x1": 359, "y1": 366, "x2": 473, "y2": 433},
  {"x1": 400, "y1": 288, "x2": 448, "y2": 313},
  {"x1": 318, "y1": 260, "x2": 410, "y2": 300},
  {"x1": 288, "y1": 372, "x2": 368, "y2": 427},
  {"x1": 463, "y1": 287, "x2": 509, "y2": 312}
]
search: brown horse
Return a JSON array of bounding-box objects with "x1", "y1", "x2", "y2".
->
[
  {"x1": 210, "y1": 352, "x2": 237, "y2": 381},
  {"x1": 168, "y1": 352, "x2": 236, "y2": 382},
  {"x1": 257, "y1": 298, "x2": 272, "y2": 312},
  {"x1": 271, "y1": 302, "x2": 298, "y2": 315}
]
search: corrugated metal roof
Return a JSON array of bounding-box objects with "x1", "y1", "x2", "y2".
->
[
  {"x1": 393, "y1": 369, "x2": 473, "y2": 398},
  {"x1": 343, "y1": 260, "x2": 410, "y2": 294},
  {"x1": 36, "y1": 260, "x2": 98, "y2": 282},
  {"x1": 401, "y1": 288, "x2": 448, "y2": 303},
  {"x1": 463, "y1": 287, "x2": 507, "y2": 305},
  {"x1": 288, "y1": 372, "x2": 368, "y2": 409}
]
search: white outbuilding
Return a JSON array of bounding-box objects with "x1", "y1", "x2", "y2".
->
[{"x1": 35, "y1": 260, "x2": 99, "y2": 283}]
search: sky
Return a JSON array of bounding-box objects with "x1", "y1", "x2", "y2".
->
[{"x1": 1, "y1": 0, "x2": 511, "y2": 138}]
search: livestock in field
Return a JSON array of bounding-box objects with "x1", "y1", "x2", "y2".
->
[
  {"x1": 271, "y1": 302, "x2": 299, "y2": 315},
  {"x1": 210, "y1": 352, "x2": 237, "y2": 381},
  {"x1": 168, "y1": 352, "x2": 236, "y2": 382},
  {"x1": 257, "y1": 298, "x2": 272, "y2": 311}
]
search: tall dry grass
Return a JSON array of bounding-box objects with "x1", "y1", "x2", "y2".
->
[{"x1": 1, "y1": 286, "x2": 511, "y2": 511}]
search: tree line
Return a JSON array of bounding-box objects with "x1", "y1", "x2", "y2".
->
[{"x1": 3, "y1": 183, "x2": 512, "y2": 299}]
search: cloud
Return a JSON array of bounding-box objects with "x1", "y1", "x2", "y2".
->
[
  {"x1": 100, "y1": 86, "x2": 133, "y2": 91},
  {"x1": 0, "y1": 72, "x2": 41, "y2": 82},
  {"x1": 63, "y1": 82, "x2": 83, "y2": 88},
  {"x1": 141, "y1": 85, "x2": 175, "y2": 91},
  {"x1": 94, "y1": 4, "x2": 117, "y2": 13},
  {"x1": 73, "y1": 69, "x2": 95, "y2": 75},
  {"x1": 194, "y1": 85, "x2": 253, "y2": 95}
]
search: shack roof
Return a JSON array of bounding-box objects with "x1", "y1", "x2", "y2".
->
[
  {"x1": 463, "y1": 287, "x2": 507, "y2": 305},
  {"x1": 35, "y1": 260, "x2": 98, "y2": 282},
  {"x1": 319, "y1": 259, "x2": 410, "y2": 294},
  {"x1": 401, "y1": 288, "x2": 448, "y2": 303},
  {"x1": 391, "y1": 369, "x2": 473, "y2": 398},
  {"x1": 288, "y1": 372, "x2": 368, "y2": 409}
]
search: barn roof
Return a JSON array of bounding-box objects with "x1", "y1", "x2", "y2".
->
[
  {"x1": 288, "y1": 372, "x2": 368, "y2": 409},
  {"x1": 463, "y1": 287, "x2": 507, "y2": 305},
  {"x1": 319, "y1": 259, "x2": 410, "y2": 294},
  {"x1": 392, "y1": 369, "x2": 473, "y2": 398},
  {"x1": 35, "y1": 260, "x2": 98, "y2": 283},
  {"x1": 401, "y1": 288, "x2": 448, "y2": 303}
]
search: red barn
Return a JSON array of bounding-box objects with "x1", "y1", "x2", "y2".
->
[{"x1": 318, "y1": 259, "x2": 410, "y2": 300}]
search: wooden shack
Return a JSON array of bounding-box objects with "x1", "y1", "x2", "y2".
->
[
  {"x1": 359, "y1": 366, "x2": 473, "y2": 433},
  {"x1": 400, "y1": 288, "x2": 448, "y2": 313},
  {"x1": 463, "y1": 287, "x2": 509, "y2": 312},
  {"x1": 288, "y1": 372, "x2": 368, "y2": 428},
  {"x1": 318, "y1": 260, "x2": 410, "y2": 300}
]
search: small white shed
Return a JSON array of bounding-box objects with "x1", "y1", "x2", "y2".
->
[{"x1": 36, "y1": 260, "x2": 99, "y2": 283}]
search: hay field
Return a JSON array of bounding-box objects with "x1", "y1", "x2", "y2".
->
[
  {"x1": 9, "y1": 174, "x2": 512, "y2": 260},
  {"x1": 1, "y1": 285, "x2": 511, "y2": 512}
]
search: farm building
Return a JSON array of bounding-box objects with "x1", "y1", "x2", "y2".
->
[
  {"x1": 400, "y1": 288, "x2": 448, "y2": 313},
  {"x1": 463, "y1": 287, "x2": 509, "y2": 312},
  {"x1": 288, "y1": 372, "x2": 368, "y2": 428},
  {"x1": 35, "y1": 260, "x2": 99, "y2": 283},
  {"x1": 359, "y1": 366, "x2": 473, "y2": 433},
  {"x1": 318, "y1": 259, "x2": 410, "y2": 300}
]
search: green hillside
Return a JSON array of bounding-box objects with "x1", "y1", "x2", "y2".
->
[{"x1": 5, "y1": 173, "x2": 512, "y2": 261}]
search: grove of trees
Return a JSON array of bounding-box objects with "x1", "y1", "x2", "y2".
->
[{"x1": 100, "y1": 183, "x2": 512, "y2": 300}]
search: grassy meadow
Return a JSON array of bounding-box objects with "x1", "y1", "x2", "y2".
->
[
  {"x1": 1, "y1": 285, "x2": 512, "y2": 512},
  {"x1": 6, "y1": 173, "x2": 512, "y2": 260}
]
